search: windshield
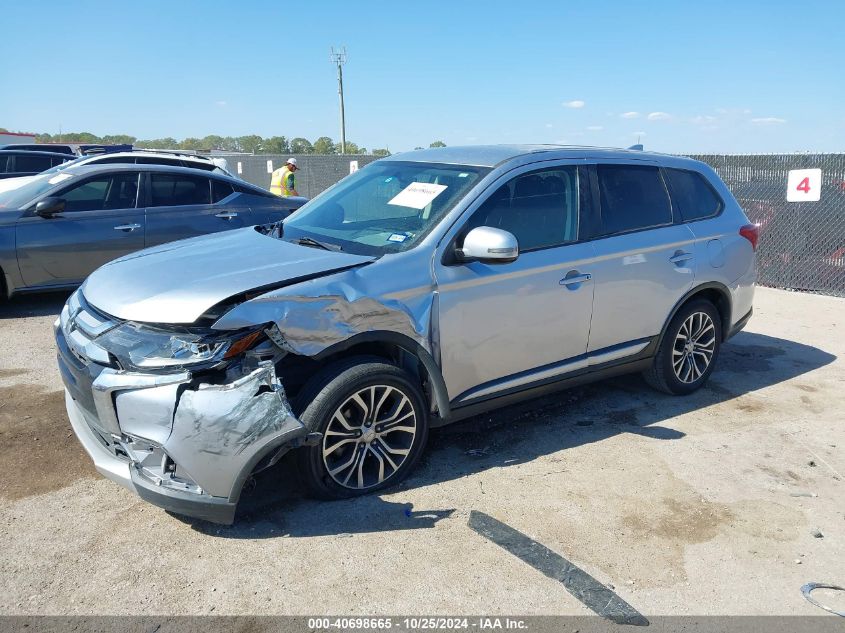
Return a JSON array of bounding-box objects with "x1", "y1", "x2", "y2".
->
[
  {"x1": 281, "y1": 161, "x2": 488, "y2": 255},
  {"x1": 41, "y1": 155, "x2": 88, "y2": 175},
  {"x1": 0, "y1": 172, "x2": 72, "y2": 209}
]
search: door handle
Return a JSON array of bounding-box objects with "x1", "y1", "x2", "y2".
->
[
  {"x1": 215, "y1": 211, "x2": 238, "y2": 219},
  {"x1": 669, "y1": 251, "x2": 694, "y2": 264},
  {"x1": 560, "y1": 272, "x2": 592, "y2": 287},
  {"x1": 113, "y1": 223, "x2": 141, "y2": 232}
]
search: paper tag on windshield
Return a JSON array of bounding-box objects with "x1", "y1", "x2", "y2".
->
[
  {"x1": 48, "y1": 174, "x2": 73, "y2": 185},
  {"x1": 388, "y1": 182, "x2": 447, "y2": 210}
]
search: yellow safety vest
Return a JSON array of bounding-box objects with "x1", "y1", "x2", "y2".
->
[{"x1": 270, "y1": 166, "x2": 295, "y2": 196}]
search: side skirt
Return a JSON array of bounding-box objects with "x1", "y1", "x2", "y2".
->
[{"x1": 437, "y1": 355, "x2": 653, "y2": 426}]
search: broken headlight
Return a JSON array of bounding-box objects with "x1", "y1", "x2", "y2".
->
[{"x1": 96, "y1": 322, "x2": 263, "y2": 369}]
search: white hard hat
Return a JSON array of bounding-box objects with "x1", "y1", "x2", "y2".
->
[{"x1": 286, "y1": 157, "x2": 297, "y2": 166}]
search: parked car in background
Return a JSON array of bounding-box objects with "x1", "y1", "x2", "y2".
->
[
  {"x1": 0, "y1": 164, "x2": 306, "y2": 297},
  {"x1": 55, "y1": 145, "x2": 757, "y2": 524},
  {"x1": 0, "y1": 150, "x2": 236, "y2": 195},
  {"x1": 0, "y1": 143, "x2": 133, "y2": 155},
  {"x1": 0, "y1": 150, "x2": 75, "y2": 179},
  {"x1": 0, "y1": 143, "x2": 77, "y2": 155}
]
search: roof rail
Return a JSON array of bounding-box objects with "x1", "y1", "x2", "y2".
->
[{"x1": 133, "y1": 148, "x2": 212, "y2": 160}]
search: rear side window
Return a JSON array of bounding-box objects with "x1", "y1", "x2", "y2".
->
[
  {"x1": 136, "y1": 156, "x2": 181, "y2": 167},
  {"x1": 181, "y1": 159, "x2": 216, "y2": 171},
  {"x1": 94, "y1": 156, "x2": 137, "y2": 165},
  {"x1": 665, "y1": 168, "x2": 723, "y2": 222},
  {"x1": 149, "y1": 173, "x2": 211, "y2": 207},
  {"x1": 14, "y1": 154, "x2": 53, "y2": 172},
  {"x1": 211, "y1": 179, "x2": 235, "y2": 202},
  {"x1": 0, "y1": 155, "x2": 8, "y2": 172},
  {"x1": 596, "y1": 165, "x2": 672, "y2": 235}
]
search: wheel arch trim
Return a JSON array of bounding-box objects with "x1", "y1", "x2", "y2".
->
[
  {"x1": 655, "y1": 282, "x2": 732, "y2": 354},
  {"x1": 310, "y1": 330, "x2": 451, "y2": 422}
]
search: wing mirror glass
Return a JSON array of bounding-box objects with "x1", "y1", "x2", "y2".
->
[
  {"x1": 459, "y1": 226, "x2": 519, "y2": 263},
  {"x1": 34, "y1": 197, "x2": 66, "y2": 218}
]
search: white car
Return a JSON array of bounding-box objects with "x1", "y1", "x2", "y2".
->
[{"x1": 0, "y1": 151, "x2": 234, "y2": 194}]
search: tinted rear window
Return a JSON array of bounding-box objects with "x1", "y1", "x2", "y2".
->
[
  {"x1": 182, "y1": 159, "x2": 216, "y2": 171},
  {"x1": 665, "y1": 168, "x2": 723, "y2": 222},
  {"x1": 149, "y1": 173, "x2": 211, "y2": 206},
  {"x1": 136, "y1": 156, "x2": 181, "y2": 167},
  {"x1": 596, "y1": 165, "x2": 672, "y2": 235},
  {"x1": 14, "y1": 154, "x2": 53, "y2": 172},
  {"x1": 211, "y1": 179, "x2": 235, "y2": 202}
]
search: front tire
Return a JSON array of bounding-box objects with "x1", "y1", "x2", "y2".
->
[
  {"x1": 295, "y1": 358, "x2": 429, "y2": 499},
  {"x1": 644, "y1": 299, "x2": 722, "y2": 395}
]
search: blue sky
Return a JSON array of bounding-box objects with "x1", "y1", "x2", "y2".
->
[{"x1": 2, "y1": 0, "x2": 843, "y2": 153}]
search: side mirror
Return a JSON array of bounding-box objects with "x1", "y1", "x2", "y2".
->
[
  {"x1": 459, "y1": 226, "x2": 519, "y2": 263},
  {"x1": 34, "y1": 197, "x2": 66, "y2": 218}
]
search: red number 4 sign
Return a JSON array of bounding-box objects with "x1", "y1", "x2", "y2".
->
[{"x1": 786, "y1": 169, "x2": 822, "y2": 202}]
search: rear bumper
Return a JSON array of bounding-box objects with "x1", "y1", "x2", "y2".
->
[{"x1": 726, "y1": 307, "x2": 753, "y2": 340}]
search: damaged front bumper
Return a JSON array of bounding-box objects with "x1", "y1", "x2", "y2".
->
[{"x1": 57, "y1": 324, "x2": 307, "y2": 524}]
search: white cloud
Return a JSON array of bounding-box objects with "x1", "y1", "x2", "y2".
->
[
  {"x1": 563, "y1": 100, "x2": 585, "y2": 109},
  {"x1": 215, "y1": 100, "x2": 227, "y2": 107},
  {"x1": 715, "y1": 108, "x2": 728, "y2": 114},
  {"x1": 587, "y1": 125, "x2": 604, "y2": 131},
  {"x1": 647, "y1": 111, "x2": 670, "y2": 121},
  {"x1": 751, "y1": 117, "x2": 786, "y2": 125},
  {"x1": 621, "y1": 111, "x2": 640, "y2": 119},
  {"x1": 545, "y1": 123, "x2": 554, "y2": 128},
  {"x1": 690, "y1": 115, "x2": 716, "y2": 125}
]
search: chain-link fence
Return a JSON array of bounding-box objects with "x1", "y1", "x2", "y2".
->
[
  {"x1": 218, "y1": 153, "x2": 382, "y2": 199},
  {"x1": 690, "y1": 154, "x2": 845, "y2": 297},
  {"x1": 221, "y1": 151, "x2": 845, "y2": 298}
]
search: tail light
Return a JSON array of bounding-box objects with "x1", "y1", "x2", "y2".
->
[{"x1": 739, "y1": 224, "x2": 760, "y2": 251}]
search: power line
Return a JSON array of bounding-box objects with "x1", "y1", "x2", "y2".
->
[{"x1": 330, "y1": 47, "x2": 347, "y2": 154}]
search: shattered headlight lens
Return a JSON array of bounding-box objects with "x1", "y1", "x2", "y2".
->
[{"x1": 97, "y1": 322, "x2": 259, "y2": 369}]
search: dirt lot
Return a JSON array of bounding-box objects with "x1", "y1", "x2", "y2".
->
[{"x1": 0, "y1": 287, "x2": 842, "y2": 617}]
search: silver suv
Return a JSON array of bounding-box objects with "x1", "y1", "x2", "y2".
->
[{"x1": 57, "y1": 146, "x2": 757, "y2": 523}]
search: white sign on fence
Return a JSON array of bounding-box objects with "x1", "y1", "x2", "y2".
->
[
  {"x1": 237, "y1": 162, "x2": 243, "y2": 175},
  {"x1": 786, "y1": 168, "x2": 822, "y2": 202},
  {"x1": 266, "y1": 160, "x2": 274, "y2": 174},
  {"x1": 349, "y1": 160, "x2": 359, "y2": 174}
]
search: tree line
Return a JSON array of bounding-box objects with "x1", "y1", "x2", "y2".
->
[{"x1": 0, "y1": 129, "x2": 448, "y2": 156}]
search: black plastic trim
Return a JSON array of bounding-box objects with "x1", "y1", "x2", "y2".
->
[
  {"x1": 132, "y1": 471, "x2": 237, "y2": 525},
  {"x1": 727, "y1": 307, "x2": 752, "y2": 340},
  {"x1": 446, "y1": 357, "x2": 652, "y2": 424},
  {"x1": 311, "y1": 330, "x2": 452, "y2": 423}
]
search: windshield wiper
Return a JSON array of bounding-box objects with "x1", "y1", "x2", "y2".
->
[{"x1": 295, "y1": 236, "x2": 343, "y2": 252}]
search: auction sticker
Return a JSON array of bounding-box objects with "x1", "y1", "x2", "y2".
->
[
  {"x1": 786, "y1": 168, "x2": 822, "y2": 202},
  {"x1": 388, "y1": 182, "x2": 447, "y2": 209}
]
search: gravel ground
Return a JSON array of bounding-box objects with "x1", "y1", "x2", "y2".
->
[{"x1": 0, "y1": 287, "x2": 842, "y2": 616}]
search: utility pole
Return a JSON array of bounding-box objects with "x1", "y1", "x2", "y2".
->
[{"x1": 330, "y1": 46, "x2": 347, "y2": 154}]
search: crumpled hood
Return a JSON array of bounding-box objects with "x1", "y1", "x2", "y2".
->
[{"x1": 82, "y1": 227, "x2": 375, "y2": 324}]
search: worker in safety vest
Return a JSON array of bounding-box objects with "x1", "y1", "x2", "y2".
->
[{"x1": 270, "y1": 157, "x2": 299, "y2": 196}]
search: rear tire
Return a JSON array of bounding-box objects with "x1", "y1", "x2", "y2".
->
[
  {"x1": 644, "y1": 299, "x2": 722, "y2": 395},
  {"x1": 295, "y1": 358, "x2": 429, "y2": 500}
]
